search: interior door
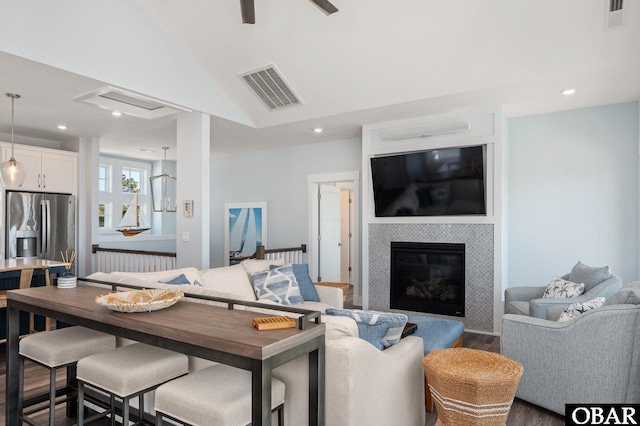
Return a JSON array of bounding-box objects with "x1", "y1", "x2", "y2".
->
[
  {"x1": 340, "y1": 189, "x2": 352, "y2": 283},
  {"x1": 318, "y1": 184, "x2": 341, "y2": 282}
]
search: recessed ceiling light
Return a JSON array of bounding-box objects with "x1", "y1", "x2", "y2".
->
[
  {"x1": 57, "y1": 124, "x2": 67, "y2": 130},
  {"x1": 139, "y1": 148, "x2": 156, "y2": 153},
  {"x1": 112, "y1": 111, "x2": 122, "y2": 117},
  {"x1": 313, "y1": 127, "x2": 323, "y2": 133},
  {"x1": 561, "y1": 88, "x2": 576, "y2": 96}
]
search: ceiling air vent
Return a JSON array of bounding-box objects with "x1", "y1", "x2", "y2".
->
[
  {"x1": 240, "y1": 65, "x2": 303, "y2": 111},
  {"x1": 72, "y1": 86, "x2": 191, "y2": 119},
  {"x1": 605, "y1": 0, "x2": 627, "y2": 30}
]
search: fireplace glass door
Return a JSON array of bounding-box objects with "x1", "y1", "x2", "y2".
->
[{"x1": 390, "y1": 242, "x2": 465, "y2": 317}]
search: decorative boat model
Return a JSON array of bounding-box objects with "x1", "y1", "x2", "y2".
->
[{"x1": 116, "y1": 193, "x2": 150, "y2": 237}]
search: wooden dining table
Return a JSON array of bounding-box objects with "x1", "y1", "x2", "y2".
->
[{"x1": 5, "y1": 281, "x2": 326, "y2": 426}]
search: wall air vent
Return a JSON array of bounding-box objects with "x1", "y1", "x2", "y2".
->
[
  {"x1": 72, "y1": 86, "x2": 191, "y2": 120},
  {"x1": 240, "y1": 65, "x2": 303, "y2": 111},
  {"x1": 605, "y1": 0, "x2": 627, "y2": 30}
]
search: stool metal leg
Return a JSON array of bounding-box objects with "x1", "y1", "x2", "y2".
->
[
  {"x1": 18, "y1": 356, "x2": 25, "y2": 422},
  {"x1": 123, "y1": 395, "x2": 130, "y2": 426},
  {"x1": 49, "y1": 367, "x2": 56, "y2": 425},
  {"x1": 78, "y1": 381, "x2": 85, "y2": 425},
  {"x1": 110, "y1": 394, "x2": 116, "y2": 426}
]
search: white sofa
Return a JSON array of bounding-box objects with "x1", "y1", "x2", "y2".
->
[{"x1": 87, "y1": 260, "x2": 426, "y2": 426}]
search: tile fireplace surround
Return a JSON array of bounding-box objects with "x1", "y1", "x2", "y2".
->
[{"x1": 368, "y1": 223, "x2": 494, "y2": 332}]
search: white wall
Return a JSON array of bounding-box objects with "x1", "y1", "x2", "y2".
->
[
  {"x1": 507, "y1": 102, "x2": 639, "y2": 286},
  {"x1": 209, "y1": 138, "x2": 362, "y2": 267}
]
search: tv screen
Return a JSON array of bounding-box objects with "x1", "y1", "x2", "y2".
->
[{"x1": 370, "y1": 145, "x2": 486, "y2": 217}]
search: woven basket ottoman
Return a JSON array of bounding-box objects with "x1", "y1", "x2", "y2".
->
[{"x1": 423, "y1": 348, "x2": 523, "y2": 426}]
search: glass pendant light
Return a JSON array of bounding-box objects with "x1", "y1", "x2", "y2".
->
[
  {"x1": 1, "y1": 93, "x2": 26, "y2": 187},
  {"x1": 150, "y1": 147, "x2": 177, "y2": 212}
]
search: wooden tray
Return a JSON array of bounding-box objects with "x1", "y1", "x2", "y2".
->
[{"x1": 253, "y1": 316, "x2": 296, "y2": 331}]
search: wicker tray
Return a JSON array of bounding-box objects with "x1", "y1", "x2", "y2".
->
[{"x1": 95, "y1": 288, "x2": 184, "y2": 313}]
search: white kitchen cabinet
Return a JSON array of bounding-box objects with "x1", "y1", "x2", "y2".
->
[{"x1": 1, "y1": 144, "x2": 77, "y2": 194}]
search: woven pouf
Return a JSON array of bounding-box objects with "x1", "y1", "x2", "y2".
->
[{"x1": 423, "y1": 348, "x2": 523, "y2": 426}]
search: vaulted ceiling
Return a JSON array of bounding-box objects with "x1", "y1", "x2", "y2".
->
[{"x1": 0, "y1": 0, "x2": 638, "y2": 160}]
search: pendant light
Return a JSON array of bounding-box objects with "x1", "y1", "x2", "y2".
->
[
  {"x1": 150, "y1": 147, "x2": 177, "y2": 212},
  {"x1": 1, "y1": 93, "x2": 26, "y2": 187}
]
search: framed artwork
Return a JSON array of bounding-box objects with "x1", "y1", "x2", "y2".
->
[{"x1": 224, "y1": 201, "x2": 267, "y2": 266}]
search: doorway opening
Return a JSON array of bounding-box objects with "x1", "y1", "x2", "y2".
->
[{"x1": 308, "y1": 172, "x2": 360, "y2": 306}]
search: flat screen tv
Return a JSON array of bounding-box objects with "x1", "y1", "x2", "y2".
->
[{"x1": 370, "y1": 145, "x2": 486, "y2": 217}]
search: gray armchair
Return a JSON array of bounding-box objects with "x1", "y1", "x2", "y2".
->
[
  {"x1": 504, "y1": 262, "x2": 622, "y2": 319},
  {"x1": 501, "y1": 282, "x2": 640, "y2": 415}
]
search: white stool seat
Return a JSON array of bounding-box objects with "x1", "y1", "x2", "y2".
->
[
  {"x1": 77, "y1": 342, "x2": 188, "y2": 425},
  {"x1": 20, "y1": 326, "x2": 116, "y2": 367},
  {"x1": 18, "y1": 326, "x2": 116, "y2": 426},
  {"x1": 78, "y1": 342, "x2": 188, "y2": 397},
  {"x1": 155, "y1": 364, "x2": 286, "y2": 426}
]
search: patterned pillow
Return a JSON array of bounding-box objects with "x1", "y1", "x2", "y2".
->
[
  {"x1": 270, "y1": 264, "x2": 320, "y2": 302},
  {"x1": 250, "y1": 265, "x2": 304, "y2": 305},
  {"x1": 558, "y1": 297, "x2": 605, "y2": 322},
  {"x1": 542, "y1": 276, "x2": 585, "y2": 299},
  {"x1": 325, "y1": 309, "x2": 408, "y2": 350}
]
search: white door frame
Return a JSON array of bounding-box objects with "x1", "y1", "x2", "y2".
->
[{"x1": 308, "y1": 171, "x2": 361, "y2": 305}]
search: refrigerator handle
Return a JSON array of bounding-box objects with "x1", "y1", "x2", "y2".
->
[
  {"x1": 45, "y1": 200, "x2": 52, "y2": 257},
  {"x1": 40, "y1": 200, "x2": 47, "y2": 257}
]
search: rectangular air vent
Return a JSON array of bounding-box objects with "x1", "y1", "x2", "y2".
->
[
  {"x1": 605, "y1": 0, "x2": 627, "y2": 30},
  {"x1": 72, "y1": 86, "x2": 191, "y2": 119},
  {"x1": 240, "y1": 65, "x2": 303, "y2": 111}
]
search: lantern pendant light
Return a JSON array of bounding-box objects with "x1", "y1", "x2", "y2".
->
[
  {"x1": 1, "y1": 93, "x2": 26, "y2": 187},
  {"x1": 150, "y1": 147, "x2": 177, "y2": 212}
]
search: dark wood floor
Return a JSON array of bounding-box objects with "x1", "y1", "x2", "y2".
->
[{"x1": 0, "y1": 286, "x2": 565, "y2": 425}]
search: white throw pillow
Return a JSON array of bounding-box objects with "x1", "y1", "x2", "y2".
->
[
  {"x1": 558, "y1": 297, "x2": 605, "y2": 322},
  {"x1": 542, "y1": 276, "x2": 585, "y2": 299},
  {"x1": 199, "y1": 264, "x2": 257, "y2": 300}
]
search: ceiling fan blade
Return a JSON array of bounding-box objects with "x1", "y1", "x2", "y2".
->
[
  {"x1": 308, "y1": 0, "x2": 339, "y2": 15},
  {"x1": 240, "y1": 0, "x2": 255, "y2": 24}
]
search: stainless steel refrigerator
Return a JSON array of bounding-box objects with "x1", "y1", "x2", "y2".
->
[{"x1": 5, "y1": 191, "x2": 75, "y2": 260}]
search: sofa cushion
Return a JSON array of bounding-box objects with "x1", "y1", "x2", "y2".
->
[
  {"x1": 603, "y1": 281, "x2": 640, "y2": 306},
  {"x1": 558, "y1": 297, "x2": 605, "y2": 322},
  {"x1": 568, "y1": 262, "x2": 612, "y2": 291},
  {"x1": 112, "y1": 267, "x2": 202, "y2": 287},
  {"x1": 199, "y1": 265, "x2": 257, "y2": 301},
  {"x1": 291, "y1": 264, "x2": 320, "y2": 302},
  {"x1": 542, "y1": 276, "x2": 585, "y2": 299},
  {"x1": 250, "y1": 265, "x2": 304, "y2": 305},
  {"x1": 241, "y1": 258, "x2": 285, "y2": 274},
  {"x1": 325, "y1": 309, "x2": 408, "y2": 350}
]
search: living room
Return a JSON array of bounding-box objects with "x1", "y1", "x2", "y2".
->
[{"x1": 0, "y1": 2, "x2": 639, "y2": 424}]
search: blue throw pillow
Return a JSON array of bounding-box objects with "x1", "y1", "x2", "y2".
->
[
  {"x1": 292, "y1": 264, "x2": 320, "y2": 302},
  {"x1": 325, "y1": 308, "x2": 408, "y2": 350},
  {"x1": 161, "y1": 274, "x2": 191, "y2": 285}
]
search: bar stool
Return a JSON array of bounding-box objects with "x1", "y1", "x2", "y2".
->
[
  {"x1": 77, "y1": 342, "x2": 188, "y2": 425},
  {"x1": 155, "y1": 363, "x2": 286, "y2": 426},
  {"x1": 18, "y1": 326, "x2": 116, "y2": 426}
]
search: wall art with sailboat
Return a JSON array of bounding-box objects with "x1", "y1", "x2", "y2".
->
[{"x1": 224, "y1": 202, "x2": 267, "y2": 265}]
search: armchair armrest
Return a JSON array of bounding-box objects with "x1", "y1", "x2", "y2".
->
[
  {"x1": 325, "y1": 335, "x2": 426, "y2": 426},
  {"x1": 504, "y1": 286, "x2": 545, "y2": 303},
  {"x1": 314, "y1": 284, "x2": 344, "y2": 309}
]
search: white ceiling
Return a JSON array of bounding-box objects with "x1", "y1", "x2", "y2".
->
[{"x1": 0, "y1": 0, "x2": 638, "y2": 161}]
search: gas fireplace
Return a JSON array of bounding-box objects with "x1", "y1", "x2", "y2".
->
[{"x1": 390, "y1": 241, "x2": 465, "y2": 317}]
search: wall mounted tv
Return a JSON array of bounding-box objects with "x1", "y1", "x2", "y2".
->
[{"x1": 370, "y1": 145, "x2": 486, "y2": 217}]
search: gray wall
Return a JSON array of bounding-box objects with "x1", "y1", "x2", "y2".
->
[
  {"x1": 507, "y1": 102, "x2": 639, "y2": 286},
  {"x1": 209, "y1": 138, "x2": 362, "y2": 267}
]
